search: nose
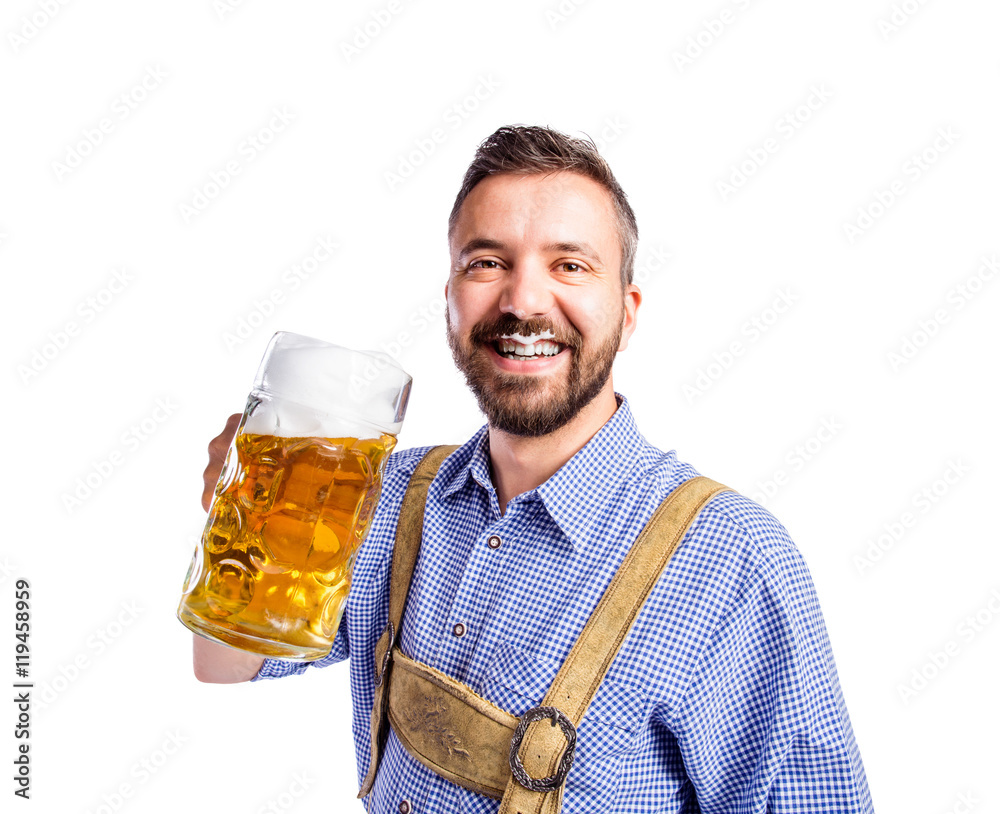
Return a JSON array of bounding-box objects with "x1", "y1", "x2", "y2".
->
[{"x1": 499, "y1": 262, "x2": 554, "y2": 321}]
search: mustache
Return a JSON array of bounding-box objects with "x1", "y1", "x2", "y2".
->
[{"x1": 468, "y1": 314, "x2": 581, "y2": 348}]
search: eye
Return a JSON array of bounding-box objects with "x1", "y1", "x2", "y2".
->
[
  {"x1": 558, "y1": 262, "x2": 584, "y2": 273},
  {"x1": 469, "y1": 259, "x2": 501, "y2": 270}
]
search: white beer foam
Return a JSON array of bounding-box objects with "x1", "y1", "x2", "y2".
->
[{"x1": 250, "y1": 332, "x2": 411, "y2": 437}]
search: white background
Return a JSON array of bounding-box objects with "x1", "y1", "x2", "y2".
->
[{"x1": 3, "y1": 1, "x2": 998, "y2": 812}]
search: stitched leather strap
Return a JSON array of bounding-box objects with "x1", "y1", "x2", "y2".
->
[
  {"x1": 359, "y1": 455, "x2": 730, "y2": 812},
  {"x1": 388, "y1": 648, "x2": 518, "y2": 798},
  {"x1": 498, "y1": 475, "x2": 729, "y2": 814},
  {"x1": 358, "y1": 445, "x2": 459, "y2": 799}
]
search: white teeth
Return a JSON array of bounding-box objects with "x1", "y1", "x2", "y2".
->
[
  {"x1": 499, "y1": 331, "x2": 555, "y2": 344},
  {"x1": 496, "y1": 338, "x2": 562, "y2": 359}
]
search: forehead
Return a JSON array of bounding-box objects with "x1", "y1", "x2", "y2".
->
[{"x1": 450, "y1": 171, "x2": 620, "y2": 256}]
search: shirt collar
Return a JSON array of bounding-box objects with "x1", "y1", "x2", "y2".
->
[
  {"x1": 439, "y1": 425, "x2": 493, "y2": 500},
  {"x1": 438, "y1": 396, "x2": 648, "y2": 551},
  {"x1": 534, "y1": 395, "x2": 645, "y2": 551}
]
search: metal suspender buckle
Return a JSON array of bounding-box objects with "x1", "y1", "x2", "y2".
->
[{"x1": 508, "y1": 706, "x2": 577, "y2": 792}]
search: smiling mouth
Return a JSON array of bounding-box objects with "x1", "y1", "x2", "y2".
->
[{"x1": 492, "y1": 331, "x2": 566, "y2": 360}]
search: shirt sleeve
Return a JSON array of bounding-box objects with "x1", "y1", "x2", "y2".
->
[
  {"x1": 673, "y1": 533, "x2": 873, "y2": 813},
  {"x1": 251, "y1": 605, "x2": 351, "y2": 681}
]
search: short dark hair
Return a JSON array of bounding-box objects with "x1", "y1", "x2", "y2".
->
[{"x1": 448, "y1": 125, "x2": 638, "y2": 287}]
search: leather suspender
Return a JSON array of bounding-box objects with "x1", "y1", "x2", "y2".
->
[
  {"x1": 498, "y1": 472, "x2": 730, "y2": 814},
  {"x1": 359, "y1": 445, "x2": 731, "y2": 812},
  {"x1": 358, "y1": 444, "x2": 460, "y2": 799}
]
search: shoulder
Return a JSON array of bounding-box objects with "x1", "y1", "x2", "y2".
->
[
  {"x1": 381, "y1": 441, "x2": 473, "y2": 499},
  {"x1": 669, "y1": 486, "x2": 830, "y2": 677},
  {"x1": 632, "y1": 444, "x2": 805, "y2": 578},
  {"x1": 350, "y1": 440, "x2": 474, "y2": 605},
  {"x1": 696, "y1": 490, "x2": 814, "y2": 597},
  {"x1": 626, "y1": 459, "x2": 833, "y2": 692},
  {"x1": 354, "y1": 445, "x2": 437, "y2": 564},
  {"x1": 698, "y1": 489, "x2": 800, "y2": 555},
  {"x1": 366, "y1": 441, "x2": 472, "y2": 538},
  {"x1": 381, "y1": 444, "x2": 438, "y2": 489},
  {"x1": 635, "y1": 452, "x2": 821, "y2": 641}
]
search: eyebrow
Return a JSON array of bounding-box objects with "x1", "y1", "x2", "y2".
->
[
  {"x1": 544, "y1": 241, "x2": 603, "y2": 266},
  {"x1": 457, "y1": 238, "x2": 604, "y2": 266},
  {"x1": 457, "y1": 238, "x2": 507, "y2": 259}
]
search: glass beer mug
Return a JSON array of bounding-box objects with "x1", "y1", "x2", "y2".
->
[{"x1": 177, "y1": 332, "x2": 412, "y2": 660}]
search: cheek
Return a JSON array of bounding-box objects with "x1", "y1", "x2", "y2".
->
[
  {"x1": 566, "y1": 291, "x2": 622, "y2": 337},
  {"x1": 445, "y1": 286, "x2": 467, "y2": 331},
  {"x1": 448, "y1": 282, "x2": 494, "y2": 330}
]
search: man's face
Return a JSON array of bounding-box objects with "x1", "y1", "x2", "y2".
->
[{"x1": 446, "y1": 171, "x2": 640, "y2": 437}]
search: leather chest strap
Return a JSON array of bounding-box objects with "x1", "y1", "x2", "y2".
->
[
  {"x1": 498, "y1": 475, "x2": 729, "y2": 814},
  {"x1": 383, "y1": 477, "x2": 732, "y2": 808},
  {"x1": 388, "y1": 648, "x2": 519, "y2": 798},
  {"x1": 358, "y1": 453, "x2": 730, "y2": 811},
  {"x1": 358, "y1": 444, "x2": 460, "y2": 799}
]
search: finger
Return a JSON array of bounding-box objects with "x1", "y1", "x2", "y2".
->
[{"x1": 202, "y1": 413, "x2": 242, "y2": 511}]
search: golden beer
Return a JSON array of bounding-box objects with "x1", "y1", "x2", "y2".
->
[{"x1": 178, "y1": 430, "x2": 395, "y2": 659}]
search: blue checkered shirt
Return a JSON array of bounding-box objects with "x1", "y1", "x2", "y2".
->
[{"x1": 255, "y1": 396, "x2": 873, "y2": 813}]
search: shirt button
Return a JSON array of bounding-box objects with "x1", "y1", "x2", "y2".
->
[
  {"x1": 399, "y1": 800, "x2": 412, "y2": 814},
  {"x1": 487, "y1": 535, "x2": 502, "y2": 550},
  {"x1": 452, "y1": 622, "x2": 466, "y2": 638}
]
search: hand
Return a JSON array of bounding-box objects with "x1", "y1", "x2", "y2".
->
[
  {"x1": 192, "y1": 636, "x2": 265, "y2": 683},
  {"x1": 202, "y1": 413, "x2": 241, "y2": 511}
]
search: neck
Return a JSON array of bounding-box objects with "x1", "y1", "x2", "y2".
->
[{"x1": 488, "y1": 385, "x2": 619, "y2": 515}]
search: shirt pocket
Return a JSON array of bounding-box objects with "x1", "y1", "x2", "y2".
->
[
  {"x1": 481, "y1": 640, "x2": 648, "y2": 807},
  {"x1": 483, "y1": 640, "x2": 560, "y2": 711}
]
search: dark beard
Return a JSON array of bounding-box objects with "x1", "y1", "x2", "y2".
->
[{"x1": 446, "y1": 310, "x2": 622, "y2": 437}]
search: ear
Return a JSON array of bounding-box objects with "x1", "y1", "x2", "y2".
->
[{"x1": 617, "y1": 283, "x2": 642, "y2": 352}]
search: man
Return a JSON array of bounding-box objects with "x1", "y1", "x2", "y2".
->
[{"x1": 193, "y1": 126, "x2": 873, "y2": 813}]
